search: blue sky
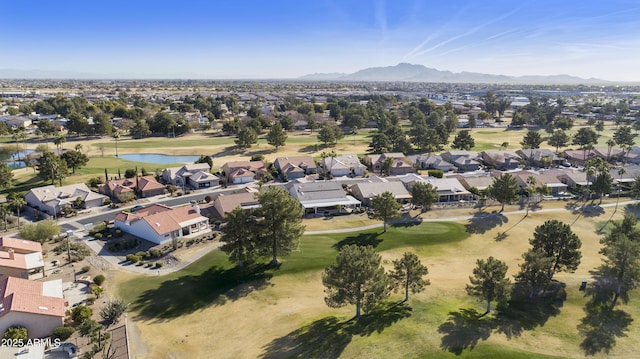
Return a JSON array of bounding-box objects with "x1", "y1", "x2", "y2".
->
[{"x1": 2, "y1": 0, "x2": 640, "y2": 81}]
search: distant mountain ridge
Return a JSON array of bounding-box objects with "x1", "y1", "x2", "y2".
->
[{"x1": 299, "y1": 63, "x2": 611, "y2": 85}]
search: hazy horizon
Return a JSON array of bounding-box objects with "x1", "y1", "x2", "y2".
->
[{"x1": 3, "y1": 0, "x2": 640, "y2": 81}]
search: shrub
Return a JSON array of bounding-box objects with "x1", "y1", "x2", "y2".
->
[
  {"x1": 149, "y1": 248, "x2": 163, "y2": 258},
  {"x1": 94, "y1": 233, "x2": 103, "y2": 240},
  {"x1": 427, "y1": 169, "x2": 444, "y2": 178},
  {"x1": 135, "y1": 251, "x2": 147, "y2": 258},
  {"x1": 81, "y1": 265, "x2": 91, "y2": 273},
  {"x1": 18, "y1": 220, "x2": 60, "y2": 243},
  {"x1": 99, "y1": 298, "x2": 127, "y2": 325},
  {"x1": 89, "y1": 222, "x2": 107, "y2": 235},
  {"x1": 2, "y1": 325, "x2": 27, "y2": 340},
  {"x1": 155, "y1": 262, "x2": 164, "y2": 268},
  {"x1": 103, "y1": 198, "x2": 112, "y2": 205},
  {"x1": 52, "y1": 326, "x2": 75, "y2": 340},
  {"x1": 86, "y1": 297, "x2": 96, "y2": 305},
  {"x1": 204, "y1": 195, "x2": 213, "y2": 203},
  {"x1": 71, "y1": 305, "x2": 92, "y2": 324},
  {"x1": 53, "y1": 242, "x2": 91, "y2": 262},
  {"x1": 93, "y1": 274, "x2": 106, "y2": 286},
  {"x1": 124, "y1": 168, "x2": 137, "y2": 178},
  {"x1": 125, "y1": 254, "x2": 141, "y2": 263}
]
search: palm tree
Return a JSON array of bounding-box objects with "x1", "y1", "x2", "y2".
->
[
  {"x1": 54, "y1": 135, "x2": 66, "y2": 154},
  {"x1": 0, "y1": 204, "x2": 10, "y2": 231},
  {"x1": 11, "y1": 130, "x2": 27, "y2": 161},
  {"x1": 320, "y1": 150, "x2": 337, "y2": 179},
  {"x1": 615, "y1": 167, "x2": 627, "y2": 213},
  {"x1": 113, "y1": 131, "x2": 120, "y2": 157},
  {"x1": 8, "y1": 194, "x2": 25, "y2": 229},
  {"x1": 606, "y1": 138, "x2": 616, "y2": 161},
  {"x1": 584, "y1": 161, "x2": 596, "y2": 205},
  {"x1": 526, "y1": 176, "x2": 537, "y2": 216}
]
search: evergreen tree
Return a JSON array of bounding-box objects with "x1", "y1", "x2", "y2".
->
[
  {"x1": 220, "y1": 208, "x2": 259, "y2": 268},
  {"x1": 451, "y1": 130, "x2": 475, "y2": 150},
  {"x1": 488, "y1": 173, "x2": 520, "y2": 212},
  {"x1": 266, "y1": 121, "x2": 287, "y2": 150},
  {"x1": 466, "y1": 256, "x2": 511, "y2": 314},
  {"x1": 255, "y1": 186, "x2": 305, "y2": 265},
  {"x1": 370, "y1": 191, "x2": 401, "y2": 232},
  {"x1": 390, "y1": 252, "x2": 430, "y2": 302},
  {"x1": 323, "y1": 244, "x2": 389, "y2": 317}
]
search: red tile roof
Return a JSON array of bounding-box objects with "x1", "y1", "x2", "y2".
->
[
  {"x1": 0, "y1": 277, "x2": 64, "y2": 318},
  {"x1": 0, "y1": 237, "x2": 42, "y2": 253}
]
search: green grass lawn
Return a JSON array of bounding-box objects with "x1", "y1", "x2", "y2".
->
[
  {"x1": 117, "y1": 222, "x2": 471, "y2": 335},
  {"x1": 113, "y1": 221, "x2": 640, "y2": 358}
]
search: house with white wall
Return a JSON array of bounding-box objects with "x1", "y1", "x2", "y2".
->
[
  {"x1": 25, "y1": 183, "x2": 108, "y2": 216},
  {"x1": 114, "y1": 203, "x2": 210, "y2": 245},
  {"x1": 0, "y1": 277, "x2": 64, "y2": 339}
]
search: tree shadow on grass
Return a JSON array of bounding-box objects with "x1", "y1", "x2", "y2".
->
[
  {"x1": 623, "y1": 203, "x2": 640, "y2": 218},
  {"x1": 495, "y1": 282, "x2": 566, "y2": 339},
  {"x1": 297, "y1": 145, "x2": 318, "y2": 153},
  {"x1": 390, "y1": 217, "x2": 422, "y2": 228},
  {"x1": 439, "y1": 284, "x2": 567, "y2": 355},
  {"x1": 130, "y1": 263, "x2": 273, "y2": 321},
  {"x1": 579, "y1": 205, "x2": 605, "y2": 218},
  {"x1": 465, "y1": 212, "x2": 508, "y2": 235},
  {"x1": 333, "y1": 232, "x2": 382, "y2": 250},
  {"x1": 438, "y1": 308, "x2": 493, "y2": 355},
  {"x1": 260, "y1": 301, "x2": 411, "y2": 359},
  {"x1": 578, "y1": 275, "x2": 634, "y2": 356}
]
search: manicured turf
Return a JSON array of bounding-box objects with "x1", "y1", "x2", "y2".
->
[{"x1": 118, "y1": 222, "x2": 470, "y2": 317}]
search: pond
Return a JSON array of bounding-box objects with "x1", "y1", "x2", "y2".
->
[{"x1": 118, "y1": 153, "x2": 201, "y2": 164}]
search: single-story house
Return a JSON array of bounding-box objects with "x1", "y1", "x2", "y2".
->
[
  {"x1": 286, "y1": 180, "x2": 361, "y2": 214},
  {"x1": 516, "y1": 149, "x2": 563, "y2": 167},
  {"x1": 611, "y1": 164, "x2": 640, "y2": 187},
  {"x1": 625, "y1": 146, "x2": 640, "y2": 164},
  {"x1": 592, "y1": 147, "x2": 625, "y2": 162},
  {"x1": 396, "y1": 174, "x2": 473, "y2": 202},
  {"x1": 25, "y1": 183, "x2": 108, "y2": 216},
  {"x1": 221, "y1": 160, "x2": 267, "y2": 184},
  {"x1": 212, "y1": 188, "x2": 260, "y2": 218},
  {"x1": 0, "y1": 237, "x2": 44, "y2": 281},
  {"x1": 279, "y1": 162, "x2": 306, "y2": 180},
  {"x1": 137, "y1": 176, "x2": 167, "y2": 197},
  {"x1": 362, "y1": 153, "x2": 408, "y2": 173},
  {"x1": 563, "y1": 149, "x2": 598, "y2": 166},
  {"x1": 408, "y1": 154, "x2": 455, "y2": 172},
  {"x1": 452, "y1": 174, "x2": 495, "y2": 192},
  {"x1": 0, "y1": 116, "x2": 32, "y2": 129},
  {"x1": 114, "y1": 203, "x2": 210, "y2": 245},
  {"x1": 554, "y1": 169, "x2": 590, "y2": 189},
  {"x1": 100, "y1": 175, "x2": 166, "y2": 199},
  {"x1": 441, "y1": 150, "x2": 481, "y2": 172},
  {"x1": 162, "y1": 163, "x2": 212, "y2": 189},
  {"x1": 480, "y1": 150, "x2": 522, "y2": 170},
  {"x1": 0, "y1": 277, "x2": 65, "y2": 339},
  {"x1": 187, "y1": 170, "x2": 219, "y2": 189},
  {"x1": 274, "y1": 156, "x2": 317, "y2": 179},
  {"x1": 512, "y1": 170, "x2": 568, "y2": 195},
  {"x1": 318, "y1": 154, "x2": 367, "y2": 178},
  {"x1": 350, "y1": 180, "x2": 412, "y2": 206}
]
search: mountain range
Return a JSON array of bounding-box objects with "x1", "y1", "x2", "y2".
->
[
  {"x1": 298, "y1": 63, "x2": 612, "y2": 85},
  {"x1": 0, "y1": 63, "x2": 615, "y2": 84}
]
